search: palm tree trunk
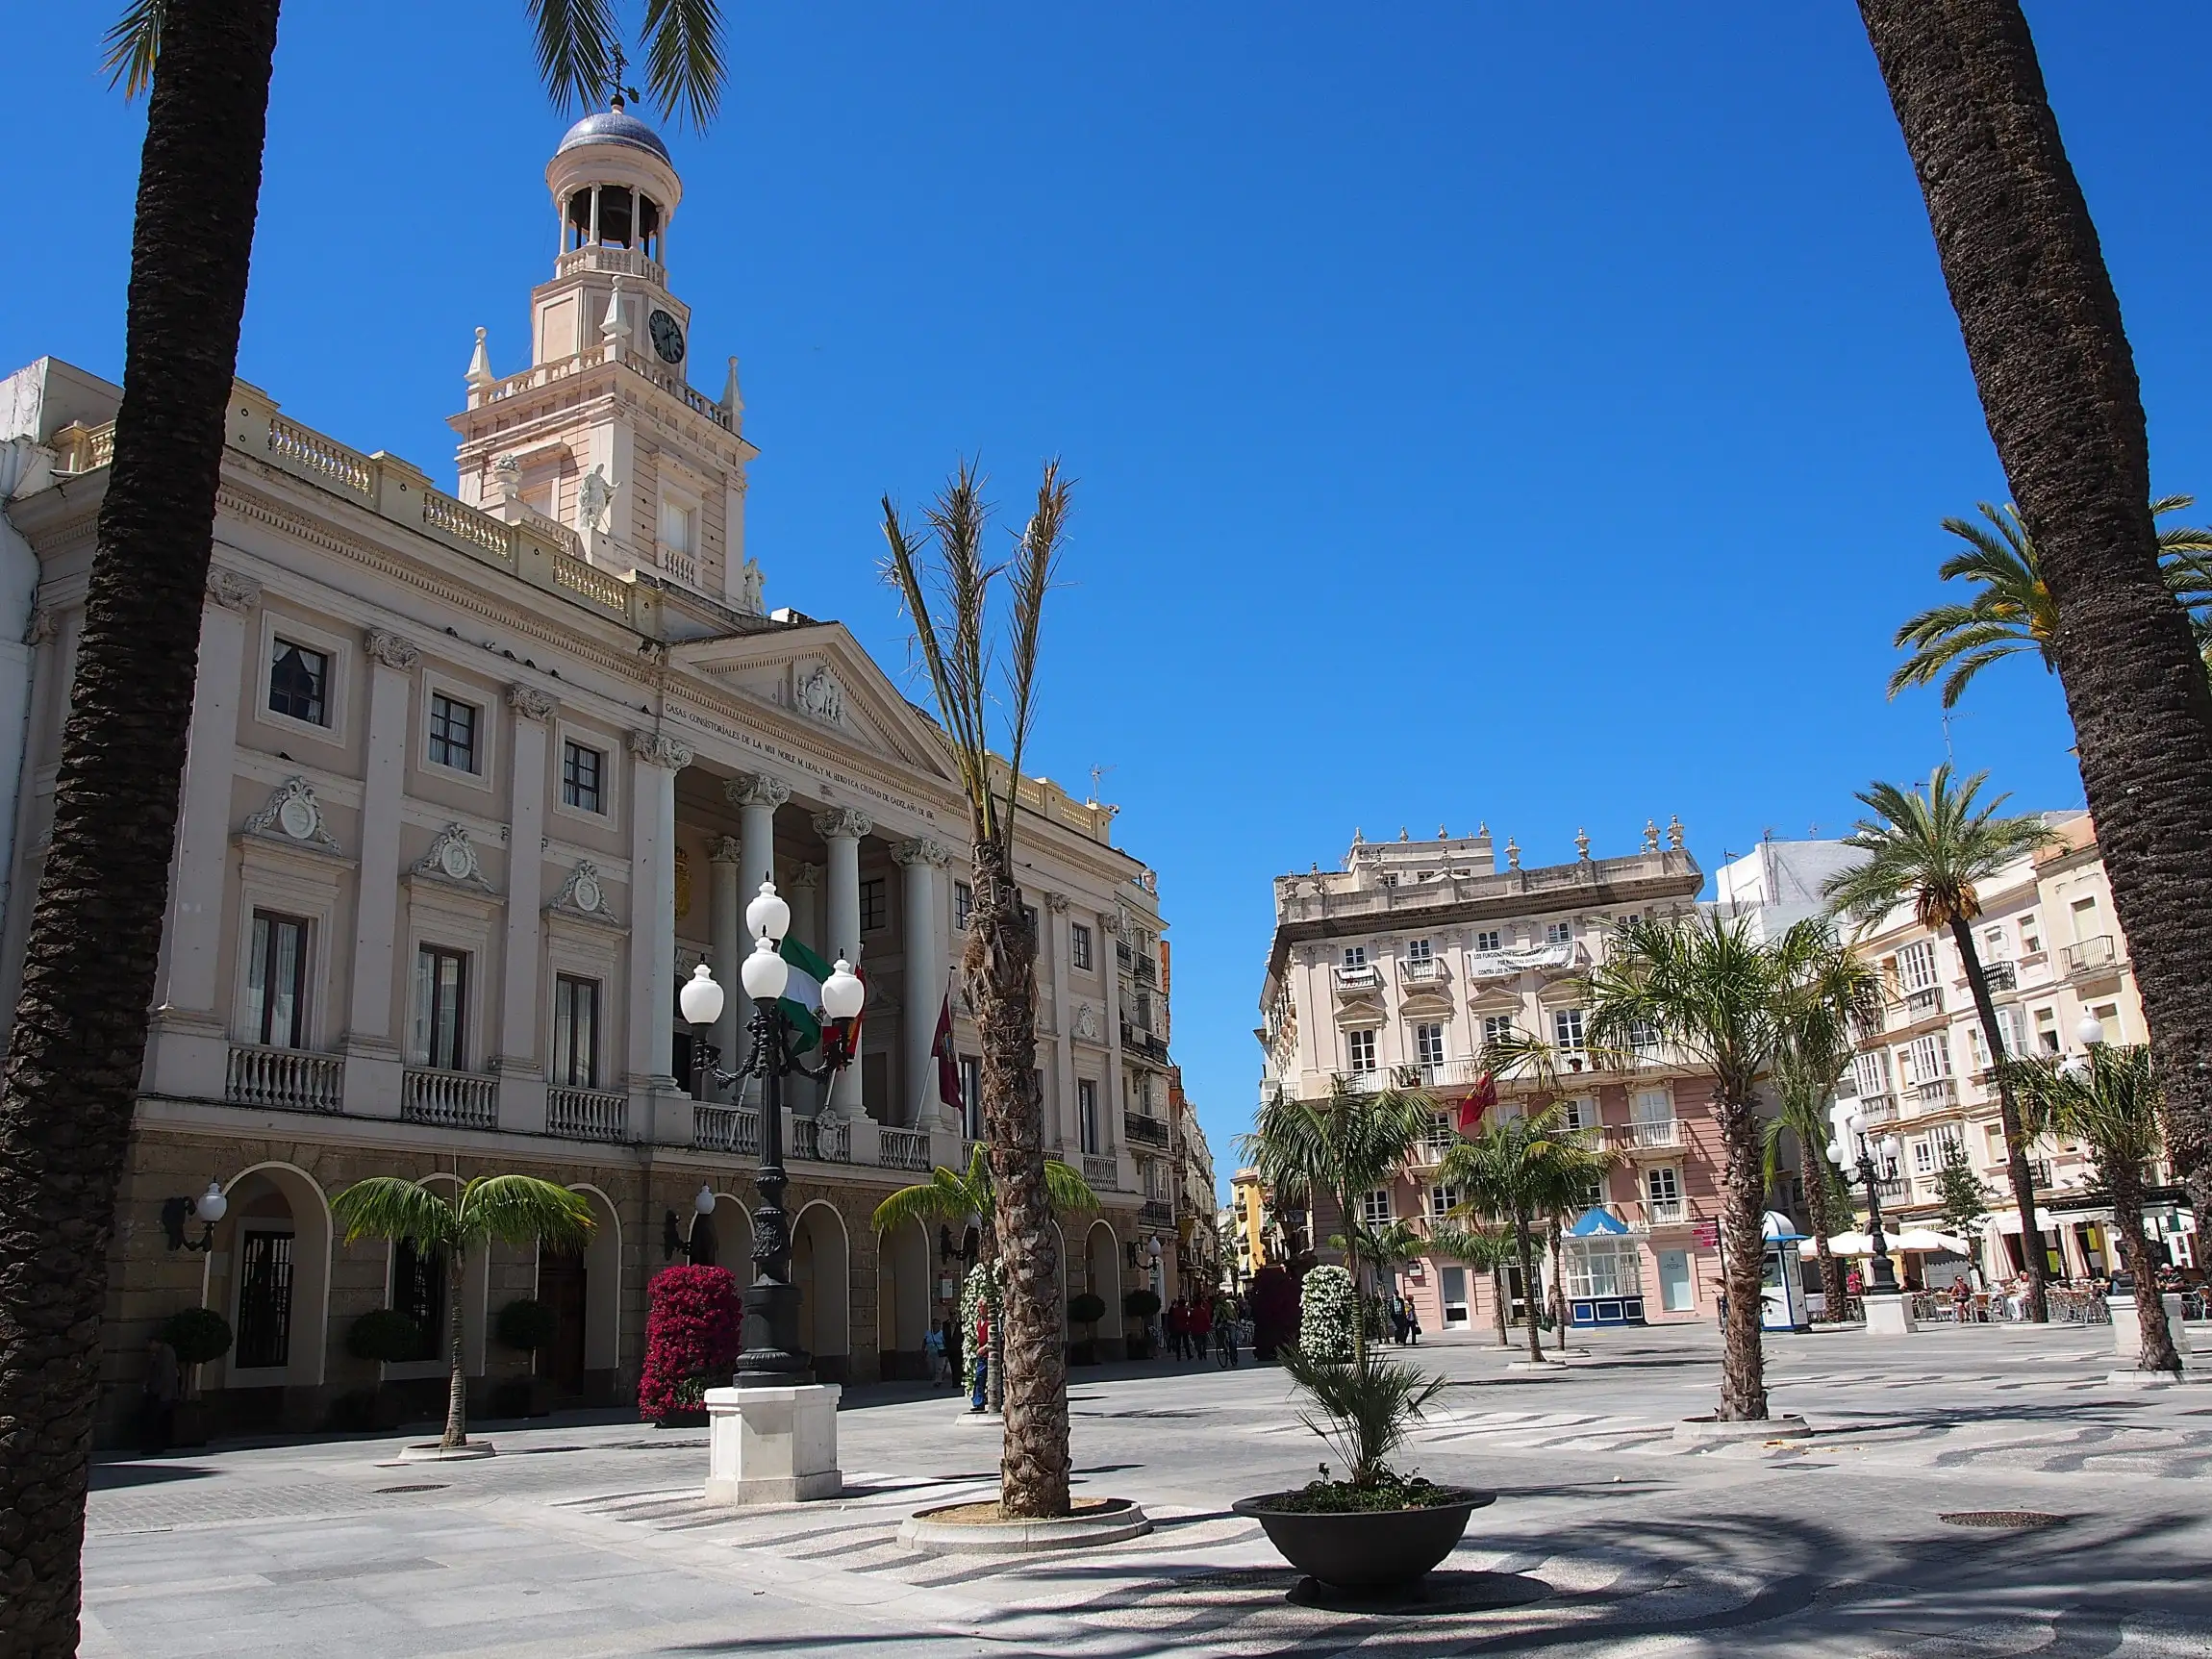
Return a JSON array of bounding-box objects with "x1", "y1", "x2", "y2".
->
[
  {"x1": 1858, "y1": 1, "x2": 2212, "y2": 1227},
  {"x1": 1514, "y1": 1215, "x2": 1545, "y2": 1363},
  {"x1": 1799, "y1": 1139, "x2": 1848, "y2": 1319},
  {"x1": 1714, "y1": 1083, "x2": 1770, "y2": 1420},
  {"x1": 1491, "y1": 1264, "x2": 1510, "y2": 1347},
  {"x1": 0, "y1": 2, "x2": 280, "y2": 1644},
  {"x1": 2110, "y1": 1168, "x2": 2181, "y2": 1374},
  {"x1": 1950, "y1": 918, "x2": 2049, "y2": 1321},
  {"x1": 968, "y1": 836, "x2": 1068, "y2": 1518},
  {"x1": 442, "y1": 1247, "x2": 469, "y2": 1449}
]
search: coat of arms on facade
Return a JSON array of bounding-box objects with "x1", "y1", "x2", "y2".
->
[
  {"x1": 547, "y1": 861, "x2": 617, "y2": 924},
  {"x1": 1073, "y1": 1002, "x2": 1102, "y2": 1043},
  {"x1": 794, "y1": 662, "x2": 844, "y2": 724},
  {"x1": 410, "y1": 823, "x2": 494, "y2": 892},
  {"x1": 241, "y1": 776, "x2": 340, "y2": 854}
]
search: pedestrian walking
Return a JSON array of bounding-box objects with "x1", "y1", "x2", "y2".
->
[
  {"x1": 924, "y1": 1321, "x2": 947, "y2": 1384},
  {"x1": 139, "y1": 1336, "x2": 179, "y2": 1455},
  {"x1": 1167, "y1": 1298, "x2": 1188, "y2": 1362},
  {"x1": 1407, "y1": 1303, "x2": 1421, "y2": 1345},
  {"x1": 1190, "y1": 1295, "x2": 1213, "y2": 1361},
  {"x1": 969, "y1": 1304, "x2": 992, "y2": 1412},
  {"x1": 1390, "y1": 1296, "x2": 1410, "y2": 1345}
]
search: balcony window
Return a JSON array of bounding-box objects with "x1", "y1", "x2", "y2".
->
[
  {"x1": 1546, "y1": 922, "x2": 1572, "y2": 945},
  {"x1": 1406, "y1": 938, "x2": 1432, "y2": 963},
  {"x1": 1414, "y1": 1022, "x2": 1446, "y2": 1067},
  {"x1": 1909, "y1": 1032, "x2": 1952, "y2": 1082},
  {"x1": 1345, "y1": 1029, "x2": 1377, "y2": 1073},
  {"x1": 1553, "y1": 1008, "x2": 1587, "y2": 1050},
  {"x1": 1342, "y1": 945, "x2": 1367, "y2": 968},
  {"x1": 562, "y1": 740, "x2": 604, "y2": 813},
  {"x1": 1429, "y1": 1183, "x2": 1460, "y2": 1219},
  {"x1": 553, "y1": 974, "x2": 600, "y2": 1089},
  {"x1": 245, "y1": 910, "x2": 310, "y2": 1049},
  {"x1": 1898, "y1": 940, "x2": 1939, "y2": 993},
  {"x1": 955, "y1": 883, "x2": 973, "y2": 931},
  {"x1": 413, "y1": 945, "x2": 468, "y2": 1070},
  {"x1": 1079, "y1": 1079, "x2": 1099, "y2": 1153},
  {"x1": 1071, "y1": 922, "x2": 1093, "y2": 970},
  {"x1": 428, "y1": 693, "x2": 479, "y2": 774},
  {"x1": 1481, "y1": 1014, "x2": 1516, "y2": 1047},
  {"x1": 268, "y1": 639, "x2": 329, "y2": 726},
  {"x1": 1646, "y1": 1165, "x2": 1681, "y2": 1208},
  {"x1": 1360, "y1": 1189, "x2": 1393, "y2": 1226},
  {"x1": 1474, "y1": 929, "x2": 1501, "y2": 952}
]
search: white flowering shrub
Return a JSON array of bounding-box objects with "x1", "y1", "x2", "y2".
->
[
  {"x1": 1299, "y1": 1265, "x2": 1357, "y2": 1363},
  {"x1": 958, "y1": 1260, "x2": 1001, "y2": 1395}
]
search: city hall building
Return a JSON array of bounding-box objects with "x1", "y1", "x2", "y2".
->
[{"x1": 0, "y1": 104, "x2": 1186, "y2": 1440}]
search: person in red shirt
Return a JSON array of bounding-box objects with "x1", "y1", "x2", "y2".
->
[
  {"x1": 969, "y1": 1303, "x2": 992, "y2": 1412},
  {"x1": 1190, "y1": 1295, "x2": 1214, "y2": 1361}
]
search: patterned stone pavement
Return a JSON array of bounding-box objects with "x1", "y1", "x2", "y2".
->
[{"x1": 80, "y1": 1321, "x2": 2212, "y2": 1657}]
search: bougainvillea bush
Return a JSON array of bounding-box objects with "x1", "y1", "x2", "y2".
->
[
  {"x1": 1299, "y1": 1265, "x2": 1356, "y2": 1363},
  {"x1": 638, "y1": 1264, "x2": 740, "y2": 1420}
]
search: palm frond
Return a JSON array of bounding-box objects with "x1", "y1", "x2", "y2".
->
[
  {"x1": 457, "y1": 1174, "x2": 596, "y2": 1251},
  {"x1": 998, "y1": 461, "x2": 1070, "y2": 844},
  {"x1": 526, "y1": 0, "x2": 621, "y2": 113},
  {"x1": 1822, "y1": 765, "x2": 2063, "y2": 934},
  {"x1": 1276, "y1": 1344, "x2": 1447, "y2": 1486},
  {"x1": 641, "y1": 0, "x2": 726, "y2": 132},
  {"x1": 871, "y1": 1162, "x2": 989, "y2": 1236},
  {"x1": 880, "y1": 494, "x2": 991, "y2": 819},
  {"x1": 2003, "y1": 1046, "x2": 2166, "y2": 1185},
  {"x1": 332, "y1": 1177, "x2": 461, "y2": 1251},
  {"x1": 101, "y1": 0, "x2": 163, "y2": 101},
  {"x1": 1043, "y1": 1156, "x2": 1100, "y2": 1216}
]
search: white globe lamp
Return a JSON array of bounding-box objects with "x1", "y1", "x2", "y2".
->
[
  {"x1": 693, "y1": 1183, "x2": 716, "y2": 1219},
  {"x1": 2076, "y1": 1011, "x2": 2106, "y2": 1048},
  {"x1": 193, "y1": 1181, "x2": 228, "y2": 1225},
  {"x1": 746, "y1": 880, "x2": 792, "y2": 943},
  {"x1": 741, "y1": 934, "x2": 790, "y2": 1002},
  {"x1": 820, "y1": 957, "x2": 866, "y2": 1021},
  {"x1": 679, "y1": 962, "x2": 725, "y2": 1028}
]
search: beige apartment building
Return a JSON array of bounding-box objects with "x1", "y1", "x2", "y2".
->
[
  {"x1": 0, "y1": 104, "x2": 1179, "y2": 1441},
  {"x1": 1836, "y1": 812, "x2": 2195, "y2": 1283},
  {"x1": 1256, "y1": 821, "x2": 1732, "y2": 1331}
]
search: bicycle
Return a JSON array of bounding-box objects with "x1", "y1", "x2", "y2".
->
[{"x1": 1214, "y1": 1322, "x2": 1239, "y2": 1368}]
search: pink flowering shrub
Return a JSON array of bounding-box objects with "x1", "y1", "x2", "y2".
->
[{"x1": 638, "y1": 1264, "x2": 741, "y2": 1420}]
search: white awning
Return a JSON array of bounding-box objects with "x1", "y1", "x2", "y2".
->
[{"x1": 1989, "y1": 1208, "x2": 2058, "y2": 1236}]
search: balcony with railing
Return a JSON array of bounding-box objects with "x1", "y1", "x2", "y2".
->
[
  {"x1": 1911, "y1": 1076, "x2": 1958, "y2": 1110},
  {"x1": 1331, "y1": 962, "x2": 1385, "y2": 998},
  {"x1": 1131, "y1": 954, "x2": 1158, "y2": 987},
  {"x1": 1646, "y1": 1197, "x2": 1688, "y2": 1227},
  {"x1": 1125, "y1": 1111, "x2": 1170, "y2": 1149},
  {"x1": 1399, "y1": 957, "x2": 1449, "y2": 988},
  {"x1": 545, "y1": 1087, "x2": 627, "y2": 1143},
  {"x1": 1121, "y1": 1023, "x2": 1171, "y2": 1065},
  {"x1": 1979, "y1": 960, "x2": 2018, "y2": 993},
  {"x1": 1902, "y1": 984, "x2": 1946, "y2": 1024},
  {"x1": 401, "y1": 1068, "x2": 497, "y2": 1130},
  {"x1": 2062, "y1": 934, "x2": 2121, "y2": 980},
  {"x1": 879, "y1": 1126, "x2": 931, "y2": 1172},
  {"x1": 1084, "y1": 1153, "x2": 1120, "y2": 1190},
  {"x1": 1140, "y1": 1198, "x2": 1175, "y2": 1229},
  {"x1": 1855, "y1": 1092, "x2": 1899, "y2": 1124},
  {"x1": 1612, "y1": 1119, "x2": 1680, "y2": 1153},
  {"x1": 225, "y1": 1045, "x2": 343, "y2": 1114},
  {"x1": 792, "y1": 1115, "x2": 851, "y2": 1164},
  {"x1": 1414, "y1": 1057, "x2": 1482, "y2": 1090},
  {"x1": 692, "y1": 1105, "x2": 761, "y2": 1157}
]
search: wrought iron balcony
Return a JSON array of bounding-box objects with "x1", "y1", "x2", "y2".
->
[
  {"x1": 1980, "y1": 960, "x2": 2018, "y2": 993},
  {"x1": 1125, "y1": 1111, "x2": 1170, "y2": 1149},
  {"x1": 1140, "y1": 1198, "x2": 1175, "y2": 1229},
  {"x1": 2061, "y1": 934, "x2": 2120, "y2": 979}
]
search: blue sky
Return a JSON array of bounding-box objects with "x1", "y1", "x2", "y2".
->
[{"x1": 13, "y1": 5, "x2": 2211, "y2": 1197}]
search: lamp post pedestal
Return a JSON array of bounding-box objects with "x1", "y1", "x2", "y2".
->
[
  {"x1": 1855, "y1": 1148, "x2": 1916, "y2": 1338},
  {"x1": 1863, "y1": 1290, "x2": 1918, "y2": 1336},
  {"x1": 704, "y1": 1382, "x2": 843, "y2": 1504}
]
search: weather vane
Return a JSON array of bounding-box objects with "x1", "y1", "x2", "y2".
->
[{"x1": 609, "y1": 45, "x2": 638, "y2": 110}]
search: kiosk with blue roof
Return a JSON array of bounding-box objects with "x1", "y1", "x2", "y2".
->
[{"x1": 1563, "y1": 1207, "x2": 1646, "y2": 1326}]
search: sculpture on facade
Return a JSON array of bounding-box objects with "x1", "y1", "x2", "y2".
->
[
  {"x1": 738, "y1": 556, "x2": 765, "y2": 616},
  {"x1": 578, "y1": 465, "x2": 617, "y2": 537}
]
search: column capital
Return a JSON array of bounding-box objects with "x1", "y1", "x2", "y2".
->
[
  {"x1": 724, "y1": 771, "x2": 791, "y2": 811},
  {"x1": 506, "y1": 682, "x2": 557, "y2": 722},
  {"x1": 627, "y1": 729, "x2": 695, "y2": 770},
  {"x1": 1043, "y1": 890, "x2": 1070, "y2": 914},
  {"x1": 892, "y1": 836, "x2": 954, "y2": 868},
  {"x1": 812, "y1": 806, "x2": 873, "y2": 842},
  {"x1": 207, "y1": 567, "x2": 261, "y2": 613},
  {"x1": 709, "y1": 835, "x2": 743, "y2": 865},
  {"x1": 364, "y1": 627, "x2": 420, "y2": 670}
]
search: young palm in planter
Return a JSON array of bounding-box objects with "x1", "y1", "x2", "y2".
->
[{"x1": 1233, "y1": 1338, "x2": 1489, "y2": 1593}]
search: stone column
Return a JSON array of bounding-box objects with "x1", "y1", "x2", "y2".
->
[
  {"x1": 892, "y1": 838, "x2": 951, "y2": 1128},
  {"x1": 813, "y1": 808, "x2": 871, "y2": 1119},
  {"x1": 497, "y1": 684, "x2": 555, "y2": 1134},
  {"x1": 145, "y1": 568, "x2": 260, "y2": 1100},
  {"x1": 1044, "y1": 892, "x2": 1076, "y2": 1154},
  {"x1": 626, "y1": 731, "x2": 692, "y2": 1134},
  {"x1": 1101, "y1": 910, "x2": 1129, "y2": 1184},
  {"x1": 708, "y1": 835, "x2": 743, "y2": 1078},
  {"x1": 724, "y1": 772, "x2": 789, "y2": 1052},
  {"x1": 343, "y1": 627, "x2": 420, "y2": 1119},
  {"x1": 785, "y1": 861, "x2": 823, "y2": 1115}
]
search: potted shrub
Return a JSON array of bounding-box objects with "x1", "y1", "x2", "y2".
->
[
  {"x1": 1233, "y1": 1345, "x2": 1493, "y2": 1594},
  {"x1": 1123, "y1": 1288, "x2": 1162, "y2": 1360},
  {"x1": 156, "y1": 1307, "x2": 232, "y2": 1447},
  {"x1": 347, "y1": 1308, "x2": 428, "y2": 1429},
  {"x1": 639, "y1": 1264, "x2": 740, "y2": 1426},
  {"x1": 494, "y1": 1296, "x2": 560, "y2": 1417},
  {"x1": 1067, "y1": 1292, "x2": 1106, "y2": 1365}
]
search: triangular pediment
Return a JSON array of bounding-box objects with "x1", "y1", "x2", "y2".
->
[{"x1": 673, "y1": 622, "x2": 959, "y2": 780}]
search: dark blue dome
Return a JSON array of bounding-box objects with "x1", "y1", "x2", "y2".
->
[{"x1": 556, "y1": 105, "x2": 670, "y2": 164}]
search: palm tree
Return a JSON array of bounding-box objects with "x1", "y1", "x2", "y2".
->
[
  {"x1": 1429, "y1": 1220, "x2": 1516, "y2": 1348},
  {"x1": 2006, "y1": 1045, "x2": 2181, "y2": 1374},
  {"x1": 880, "y1": 462, "x2": 1073, "y2": 1518},
  {"x1": 870, "y1": 1145, "x2": 1097, "y2": 1409},
  {"x1": 1586, "y1": 914, "x2": 1831, "y2": 1420},
  {"x1": 1437, "y1": 1105, "x2": 1582, "y2": 1365},
  {"x1": 1239, "y1": 1081, "x2": 1432, "y2": 1367},
  {"x1": 1889, "y1": 497, "x2": 2212, "y2": 706},
  {"x1": 1854, "y1": 0, "x2": 2212, "y2": 1249},
  {"x1": 1768, "y1": 930, "x2": 1887, "y2": 1320},
  {"x1": 0, "y1": 6, "x2": 725, "y2": 1643},
  {"x1": 331, "y1": 1175, "x2": 595, "y2": 1450},
  {"x1": 1823, "y1": 767, "x2": 2061, "y2": 1320}
]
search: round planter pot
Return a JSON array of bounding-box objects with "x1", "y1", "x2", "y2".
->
[{"x1": 1233, "y1": 1489, "x2": 1494, "y2": 1591}]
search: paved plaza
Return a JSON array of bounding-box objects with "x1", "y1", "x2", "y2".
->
[{"x1": 83, "y1": 1321, "x2": 2212, "y2": 1658}]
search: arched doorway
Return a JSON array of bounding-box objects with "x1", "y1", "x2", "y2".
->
[
  {"x1": 544, "y1": 1185, "x2": 622, "y2": 1404},
  {"x1": 202, "y1": 1163, "x2": 332, "y2": 1428},
  {"x1": 792, "y1": 1201, "x2": 850, "y2": 1382},
  {"x1": 1085, "y1": 1220, "x2": 1123, "y2": 1361},
  {"x1": 876, "y1": 1219, "x2": 930, "y2": 1380}
]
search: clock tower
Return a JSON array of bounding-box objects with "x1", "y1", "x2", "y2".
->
[{"x1": 450, "y1": 100, "x2": 762, "y2": 613}]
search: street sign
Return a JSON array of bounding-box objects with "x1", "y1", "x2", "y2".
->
[{"x1": 1693, "y1": 1220, "x2": 1720, "y2": 1249}]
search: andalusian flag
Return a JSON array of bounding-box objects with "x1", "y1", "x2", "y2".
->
[{"x1": 776, "y1": 936, "x2": 835, "y2": 1055}]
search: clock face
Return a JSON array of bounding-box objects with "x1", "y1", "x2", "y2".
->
[{"x1": 648, "y1": 309, "x2": 686, "y2": 364}]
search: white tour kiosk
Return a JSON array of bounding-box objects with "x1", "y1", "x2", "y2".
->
[
  {"x1": 682, "y1": 881, "x2": 868, "y2": 1505},
  {"x1": 1759, "y1": 1212, "x2": 1811, "y2": 1332}
]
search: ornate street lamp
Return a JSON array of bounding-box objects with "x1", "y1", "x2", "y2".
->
[
  {"x1": 662, "y1": 1182, "x2": 719, "y2": 1263},
  {"x1": 679, "y1": 881, "x2": 865, "y2": 1386},
  {"x1": 1827, "y1": 1105, "x2": 1903, "y2": 1296}
]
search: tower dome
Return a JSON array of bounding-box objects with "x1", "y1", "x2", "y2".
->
[
  {"x1": 546, "y1": 99, "x2": 683, "y2": 274},
  {"x1": 555, "y1": 102, "x2": 671, "y2": 164}
]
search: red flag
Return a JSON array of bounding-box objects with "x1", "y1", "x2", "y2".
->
[
  {"x1": 1457, "y1": 1070, "x2": 1497, "y2": 1132},
  {"x1": 931, "y1": 992, "x2": 962, "y2": 1112}
]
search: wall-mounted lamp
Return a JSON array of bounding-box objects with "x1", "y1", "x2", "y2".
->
[{"x1": 161, "y1": 1182, "x2": 229, "y2": 1252}]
